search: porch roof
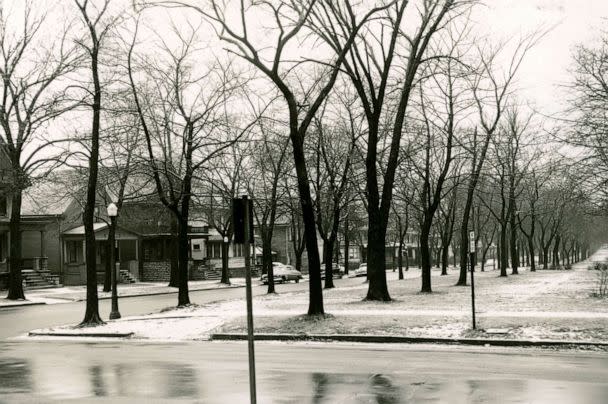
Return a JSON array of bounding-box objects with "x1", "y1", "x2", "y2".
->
[
  {"x1": 62, "y1": 223, "x2": 140, "y2": 240},
  {"x1": 62, "y1": 223, "x2": 107, "y2": 235}
]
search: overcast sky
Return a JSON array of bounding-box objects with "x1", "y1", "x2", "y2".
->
[{"x1": 478, "y1": 0, "x2": 607, "y2": 115}]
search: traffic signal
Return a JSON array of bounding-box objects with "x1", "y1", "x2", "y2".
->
[{"x1": 233, "y1": 197, "x2": 254, "y2": 244}]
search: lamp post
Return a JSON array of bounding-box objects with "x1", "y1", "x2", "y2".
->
[
  {"x1": 107, "y1": 202, "x2": 121, "y2": 320},
  {"x1": 222, "y1": 235, "x2": 230, "y2": 284}
]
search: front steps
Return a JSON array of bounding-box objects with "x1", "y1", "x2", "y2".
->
[
  {"x1": 204, "y1": 267, "x2": 222, "y2": 280},
  {"x1": 22, "y1": 269, "x2": 61, "y2": 289},
  {"x1": 119, "y1": 269, "x2": 137, "y2": 284}
]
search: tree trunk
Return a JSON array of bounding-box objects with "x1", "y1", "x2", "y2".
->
[
  {"x1": 295, "y1": 250, "x2": 303, "y2": 272},
  {"x1": 528, "y1": 236, "x2": 536, "y2": 272},
  {"x1": 169, "y1": 216, "x2": 179, "y2": 287},
  {"x1": 323, "y1": 240, "x2": 335, "y2": 289},
  {"x1": 440, "y1": 243, "x2": 448, "y2": 275},
  {"x1": 263, "y1": 236, "x2": 275, "y2": 293},
  {"x1": 420, "y1": 218, "x2": 432, "y2": 293},
  {"x1": 499, "y1": 224, "x2": 508, "y2": 277},
  {"x1": 481, "y1": 244, "x2": 488, "y2": 272},
  {"x1": 290, "y1": 128, "x2": 324, "y2": 315},
  {"x1": 80, "y1": 46, "x2": 103, "y2": 326},
  {"x1": 7, "y1": 190, "x2": 25, "y2": 300},
  {"x1": 510, "y1": 215, "x2": 519, "y2": 275},
  {"x1": 365, "y1": 212, "x2": 390, "y2": 300},
  {"x1": 344, "y1": 216, "x2": 350, "y2": 276},
  {"x1": 220, "y1": 240, "x2": 230, "y2": 285},
  {"x1": 457, "y1": 182, "x2": 476, "y2": 286},
  {"x1": 398, "y1": 236, "x2": 404, "y2": 280},
  {"x1": 552, "y1": 235, "x2": 561, "y2": 269},
  {"x1": 542, "y1": 246, "x2": 549, "y2": 269},
  {"x1": 177, "y1": 215, "x2": 190, "y2": 306}
]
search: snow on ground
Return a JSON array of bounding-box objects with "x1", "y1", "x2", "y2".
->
[
  {"x1": 23, "y1": 253, "x2": 608, "y2": 342},
  {"x1": 0, "y1": 280, "x2": 244, "y2": 307},
  {"x1": 25, "y1": 251, "x2": 608, "y2": 342}
]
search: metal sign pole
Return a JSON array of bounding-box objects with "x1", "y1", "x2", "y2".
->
[
  {"x1": 243, "y1": 195, "x2": 257, "y2": 404},
  {"x1": 469, "y1": 231, "x2": 476, "y2": 330}
]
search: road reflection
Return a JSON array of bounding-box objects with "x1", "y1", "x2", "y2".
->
[
  {"x1": 0, "y1": 358, "x2": 32, "y2": 394},
  {"x1": 0, "y1": 353, "x2": 607, "y2": 403}
]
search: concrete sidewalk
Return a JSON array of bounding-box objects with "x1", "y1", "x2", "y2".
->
[{"x1": 0, "y1": 279, "x2": 245, "y2": 308}]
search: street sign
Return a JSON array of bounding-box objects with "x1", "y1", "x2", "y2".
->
[{"x1": 469, "y1": 231, "x2": 475, "y2": 253}]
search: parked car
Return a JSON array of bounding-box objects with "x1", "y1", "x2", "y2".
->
[
  {"x1": 353, "y1": 263, "x2": 367, "y2": 277},
  {"x1": 321, "y1": 262, "x2": 345, "y2": 279},
  {"x1": 261, "y1": 264, "x2": 303, "y2": 284}
]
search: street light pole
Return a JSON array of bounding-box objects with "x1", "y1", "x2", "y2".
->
[
  {"x1": 107, "y1": 203, "x2": 121, "y2": 320},
  {"x1": 469, "y1": 231, "x2": 476, "y2": 330}
]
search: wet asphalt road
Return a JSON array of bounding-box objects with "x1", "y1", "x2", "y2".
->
[
  {"x1": 0, "y1": 340, "x2": 607, "y2": 403},
  {"x1": 0, "y1": 277, "x2": 360, "y2": 340},
  {"x1": 2, "y1": 276, "x2": 608, "y2": 403}
]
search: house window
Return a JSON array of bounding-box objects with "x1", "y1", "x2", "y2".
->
[
  {"x1": 206, "y1": 243, "x2": 222, "y2": 258},
  {"x1": 0, "y1": 197, "x2": 7, "y2": 217},
  {"x1": 66, "y1": 241, "x2": 80, "y2": 263},
  {"x1": 143, "y1": 239, "x2": 166, "y2": 261}
]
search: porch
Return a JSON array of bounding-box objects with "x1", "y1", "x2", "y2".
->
[{"x1": 62, "y1": 224, "x2": 140, "y2": 286}]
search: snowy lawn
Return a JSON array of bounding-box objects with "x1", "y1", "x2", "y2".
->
[
  {"x1": 27, "y1": 263, "x2": 608, "y2": 343},
  {"x1": 214, "y1": 266, "x2": 608, "y2": 342}
]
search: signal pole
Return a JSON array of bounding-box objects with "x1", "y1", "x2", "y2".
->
[{"x1": 243, "y1": 195, "x2": 257, "y2": 404}]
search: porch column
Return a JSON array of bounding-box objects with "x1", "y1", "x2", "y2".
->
[{"x1": 40, "y1": 230, "x2": 46, "y2": 257}]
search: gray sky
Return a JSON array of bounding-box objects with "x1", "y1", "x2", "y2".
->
[{"x1": 478, "y1": 0, "x2": 608, "y2": 115}]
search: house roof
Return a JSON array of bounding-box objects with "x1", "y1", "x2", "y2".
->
[{"x1": 21, "y1": 180, "x2": 74, "y2": 216}]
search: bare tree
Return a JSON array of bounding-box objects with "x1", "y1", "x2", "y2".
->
[
  {"x1": 127, "y1": 21, "x2": 253, "y2": 306},
  {"x1": 406, "y1": 28, "x2": 473, "y2": 293},
  {"x1": 0, "y1": 2, "x2": 79, "y2": 300},
  {"x1": 563, "y1": 34, "x2": 608, "y2": 203},
  {"x1": 139, "y1": 0, "x2": 393, "y2": 314},
  {"x1": 74, "y1": 0, "x2": 123, "y2": 326},
  {"x1": 310, "y1": 97, "x2": 359, "y2": 289},
  {"x1": 311, "y1": 0, "x2": 472, "y2": 299},
  {"x1": 98, "y1": 112, "x2": 145, "y2": 292},
  {"x1": 204, "y1": 142, "x2": 250, "y2": 286},
  {"x1": 247, "y1": 118, "x2": 290, "y2": 294},
  {"x1": 456, "y1": 33, "x2": 540, "y2": 286}
]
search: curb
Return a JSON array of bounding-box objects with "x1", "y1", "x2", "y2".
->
[
  {"x1": 28, "y1": 331, "x2": 134, "y2": 338},
  {"x1": 210, "y1": 333, "x2": 608, "y2": 348},
  {"x1": 0, "y1": 301, "x2": 46, "y2": 309}
]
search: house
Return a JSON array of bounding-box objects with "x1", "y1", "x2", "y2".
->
[
  {"x1": 1, "y1": 168, "x2": 217, "y2": 288},
  {"x1": 1, "y1": 157, "x2": 70, "y2": 288}
]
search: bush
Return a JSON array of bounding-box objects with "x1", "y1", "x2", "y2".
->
[
  {"x1": 597, "y1": 266, "x2": 608, "y2": 298},
  {"x1": 588, "y1": 262, "x2": 608, "y2": 271}
]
